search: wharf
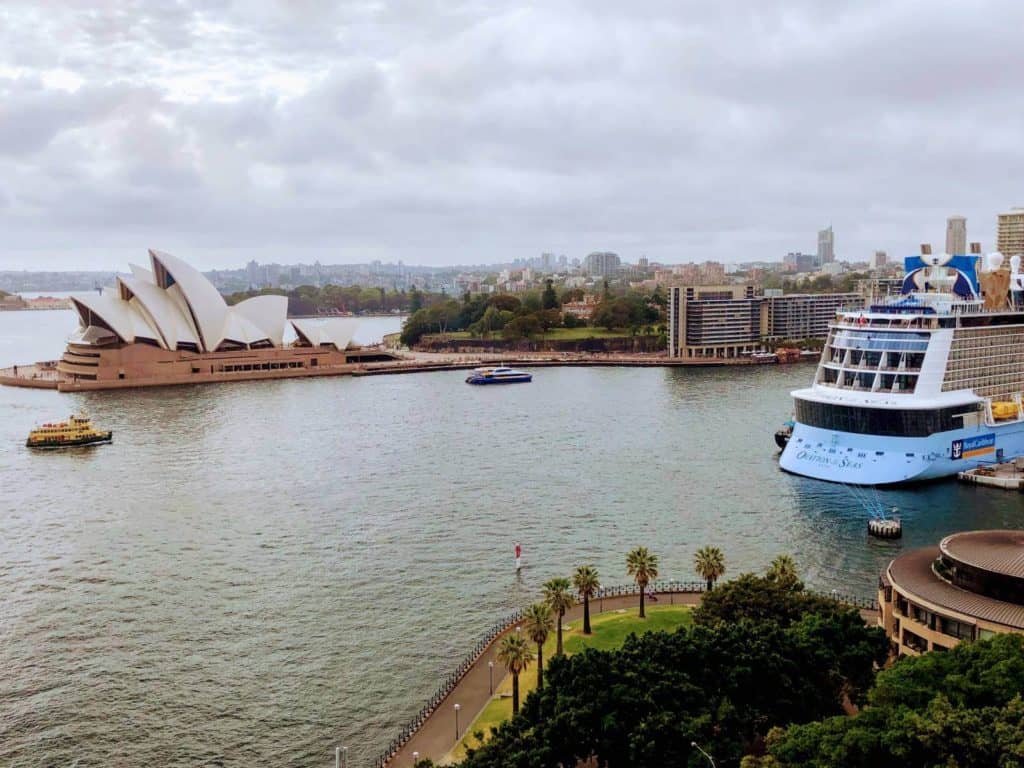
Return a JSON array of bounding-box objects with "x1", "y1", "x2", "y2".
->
[{"x1": 958, "y1": 458, "x2": 1024, "y2": 491}]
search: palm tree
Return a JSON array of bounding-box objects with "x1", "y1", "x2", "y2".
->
[
  {"x1": 542, "y1": 577, "x2": 574, "y2": 656},
  {"x1": 523, "y1": 602, "x2": 554, "y2": 690},
  {"x1": 694, "y1": 546, "x2": 726, "y2": 591},
  {"x1": 626, "y1": 546, "x2": 659, "y2": 618},
  {"x1": 573, "y1": 565, "x2": 600, "y2": 635},
  {"x1": 766, "y1": 554, "x2": 802, "y2": 589},
  {"x1": 496, "y1": 633, "x2": 532, "y2": 715}
]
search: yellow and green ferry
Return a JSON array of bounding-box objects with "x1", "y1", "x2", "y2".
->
[{"x1": 26, "y1": 413, "x2": 112, "y2": 449}]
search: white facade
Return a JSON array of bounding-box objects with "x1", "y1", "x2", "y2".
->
[{"x1": 70, "y1": 250, "x2": 289, "y2": 352}]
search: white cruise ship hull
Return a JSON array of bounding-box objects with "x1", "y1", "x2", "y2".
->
[{"x1": 780, "y1": 420, "x2": 1024, "y2": 485}]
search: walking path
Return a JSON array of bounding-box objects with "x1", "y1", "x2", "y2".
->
[{"x1": 376, "y1": 586, "x2": 879, "y2": 767}]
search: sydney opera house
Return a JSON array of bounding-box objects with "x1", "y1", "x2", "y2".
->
[{"x1": 45, "y1": 250, "x2": 397, "y2": 391}]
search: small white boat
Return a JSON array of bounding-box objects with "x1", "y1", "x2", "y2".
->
[{"x1": 465, "y1": 366, "x2": 532, "y2": 385}]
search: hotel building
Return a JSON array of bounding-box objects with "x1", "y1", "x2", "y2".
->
[
  {"x1": 878, "y1": 530, "x2": 1024, "y2": 656},
  {"x1": 666, "y1": 286, "x2": 861, "y2": 358}
]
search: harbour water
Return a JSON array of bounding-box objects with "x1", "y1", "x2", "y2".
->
[{"x1": 2, "y1": 309, "x2": 1023, "y2": 766}]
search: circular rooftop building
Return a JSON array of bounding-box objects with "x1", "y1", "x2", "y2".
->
[{"x1": 878, "y1": 530, "x2": 1024, "y2": 657}]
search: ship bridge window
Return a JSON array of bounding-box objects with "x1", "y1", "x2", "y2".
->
[{"x1": 832, "y1": 330, "x2": 930, "y2": 353}]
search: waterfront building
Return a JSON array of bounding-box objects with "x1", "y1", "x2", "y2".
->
[
  {"x1": 817, "y1": 226, "x2": 834, "y2": 265},
  {"x1": 997, "y1": 208, "x2": 1024, "y2": 256},
  {"x1": 583, "y1": 251, "x2": 621, "y2": 277},
  {"x1": 667, "y1": 285, "x2": 763, "y2": 359},
  {"x1": 666, "y1": 286, "x2": 862, "y2": 357},
  {"x1": 43, "y1": 250, "x2": 396, "y2": 392},
  {"x1": 946, "y1": 216, "x2": 967, "y2": 255},
  {"x1": 766, "y1": 293, "x2": 862, "y2": 341},
  {"x1": 878, "y1": 530, "x2": 1024, "y2": 656}
]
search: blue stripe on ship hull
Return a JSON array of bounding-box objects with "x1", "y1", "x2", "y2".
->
[
  {"x1": 467, "y1": 376, "x2": 532, "y2": 384},
  {"x1": 778, "y1": 420, "x2": 1024, "y2": 485}
]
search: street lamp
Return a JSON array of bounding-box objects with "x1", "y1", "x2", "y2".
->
[
  {"x1": 454, "y1": 703, "x2": 461, "y2": 740},
  {"x1": 488, "y1": 661, "x2": 494, "y2": 694},
  {"x1": 412, "y1": 751, "x2": 419, "y2": 765},
  {"x1": 691, "y1": 741, "x2": 716, "y2": 768},
  {"x1": 335, "y1": 746, "x2": 348, "y2": 768}
]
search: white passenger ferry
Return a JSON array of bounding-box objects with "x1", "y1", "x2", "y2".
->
[{"x1": 780, "y1": 251, "x2": 1024, "y2": 485}]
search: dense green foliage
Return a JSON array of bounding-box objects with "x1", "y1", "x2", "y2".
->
[
  {"x1": 398, "y1": 287, "x2": 666, "y2": 346},
  {"x1": 758, "y1": 633, "x2": 1024, "y2": 768},
  {"x1": 456, "y1": 574, "x2": 887, "y2": 768}
]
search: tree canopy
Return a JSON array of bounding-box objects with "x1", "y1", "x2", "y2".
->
[{"x1": 456, "y1": 572, "x2": 887, "y2": 768}]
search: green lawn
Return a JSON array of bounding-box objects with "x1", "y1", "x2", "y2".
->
[{"x1": 445, "y1": 605, "x2": 691, "y2": 763}]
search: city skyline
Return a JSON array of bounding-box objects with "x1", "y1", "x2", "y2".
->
[{"x1": 1, "y1": 2, "x2": 1023, "y2": 271}]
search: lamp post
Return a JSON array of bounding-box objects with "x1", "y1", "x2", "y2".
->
[
  {"x1": 335, "y1": 746, "x2": 348, "y2": 768},
  {"x1": 488, "y1": 661, "x2": 494, "y2": 694},
  {"x1": 412, "y1": 751, "x2": 419, "y2": 765},
  {"x1": 691, "y1": 741, "x2": 716, "y2": 768},
  {"x1": 454, "y1": 703, "x2": 461, "y2": 740}
]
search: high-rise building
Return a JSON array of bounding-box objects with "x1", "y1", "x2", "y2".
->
[
  {"x1": 869, "y1": 251, "x2": 888, "y2": 270},
  {"x1": 582, "y1": 251, "x2": 621, "y2": 276},
  {"x1": 998, "y1": 208, "x2": 1024, "y2": 256},
  {"x1": 946, "y1": 216, "x2": 967, "y2": 255},
  {"x1": 817, "y1": 226, "x2": 834, "y2": 265}
]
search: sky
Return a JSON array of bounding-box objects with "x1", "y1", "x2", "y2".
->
[{"x1": 1, "y1": 0, "x2": 1023, "y2": 271}]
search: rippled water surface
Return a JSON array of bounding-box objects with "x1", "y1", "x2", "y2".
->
[{"x1": 2, "y1": 310, "x2": 1023, "y2": 766}]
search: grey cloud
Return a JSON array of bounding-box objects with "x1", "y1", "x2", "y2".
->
[{"x1": 0, "y1": 0, "x2": 1022, "y2": 269}]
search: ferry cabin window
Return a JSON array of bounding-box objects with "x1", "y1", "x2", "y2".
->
[{"x1": 794, "y1": 399, "x2": 970, "y2": 437}]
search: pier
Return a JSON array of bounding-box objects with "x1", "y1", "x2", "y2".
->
[
  {"x1": 958, "y1": 458, "x2": 1024, "y2": 491},
  {"x1": 0, "y1": 350, "x2": 785, "y2": 391}
]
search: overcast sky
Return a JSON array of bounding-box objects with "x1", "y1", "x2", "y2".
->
[{"x1": 1, "y1": 1, "x2": 1022, "y2": 271}]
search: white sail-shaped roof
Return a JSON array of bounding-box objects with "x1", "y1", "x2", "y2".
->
[
  {"x1": 291, "y1": 318, "x2": 360, "y2": 350},
  {"x1": 69, "y1": 250, "x2": 295, "y2": 354},
  {"x1": 71, "y1": 291, "x2": 147, "y2": 344},
  {"x1": 149, "y1": 249, "x2": 229, "y2": 352},
  {"x1": 233, "y1": 295, "x2": 288, "y2": 347},
  {"x1": 118, "y1": 274, "x2": 200, "y2": 350}
]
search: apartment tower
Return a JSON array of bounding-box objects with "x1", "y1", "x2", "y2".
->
[{"x1": 945, "y1": 215, "x2": 967, "y2": 255}]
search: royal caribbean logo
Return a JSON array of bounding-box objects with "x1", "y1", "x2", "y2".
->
[{"x1": 951, "y1": 433, "x2": 995, "y2": 460}]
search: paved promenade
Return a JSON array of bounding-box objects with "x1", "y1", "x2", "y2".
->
[
  {"x1": 378, "y1": 588, "x2": 879, "y2": 767},
  {"x1": 382, "y1": 589, "x2": 704, "y2": 767}
]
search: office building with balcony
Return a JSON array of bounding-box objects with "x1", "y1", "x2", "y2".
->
[
  {"x1": 667, "y1": 285, "x2": 764, "y2": 358},
  {"x1": 878, "y1": 530, "x2": 1024, "y2": 656},
  {"x1": 766, "y1": 293, "x2": 862, "y2": 341},
  {"x1": 582, "y1": 251, "x2": 621, "y2": 277},
  {"x1": 998, "y1": 208, "x2": 1024, "y2": 256}
]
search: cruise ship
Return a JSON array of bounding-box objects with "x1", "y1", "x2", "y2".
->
[{"x1": 780, "y1": 250, "x2": 1024, "y2": 485}]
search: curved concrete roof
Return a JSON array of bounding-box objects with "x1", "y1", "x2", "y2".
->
[
  {"x1": 71, "y1": 250, "x2": 294, "y2": 353},
  {"x1": 71, "y1": 292, "x2": 147, "y2": 344},
  {"x1": 149, "y1": 249, "x2": 228, "y2": 351},
  {"x1": 940, "y1": 530, "x2": 1024, "y2": 580},
  {"x1": 118, "y1": 275, "x2": 202, "y2": 350},
  {"x1": 291, "y1": 318, "x2": 360, "y2": 350},
  {"x1": 889, "y1": 547, "x2": 1024, "y2": 630},
  {"x1": 233, "y1": 295, "x2": 288, "y2": 347}
]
